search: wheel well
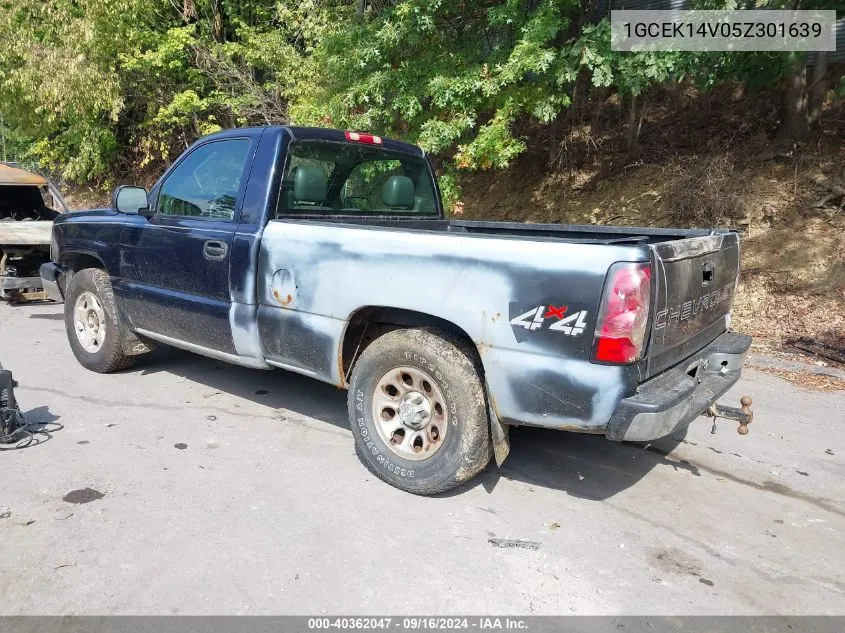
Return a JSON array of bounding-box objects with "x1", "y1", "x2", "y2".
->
[
  {"x1": 63, "y1": 253, "x2": 105, "y2": 273},
  {"x1": 340, "y1": 306, "x2": 482, "y2": 384}
]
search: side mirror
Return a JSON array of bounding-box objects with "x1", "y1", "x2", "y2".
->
[{"x1": 112, "y1": 185, "x2": 151, "y2": 217}]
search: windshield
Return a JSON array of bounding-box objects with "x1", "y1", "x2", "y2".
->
[{"x1": 276, "y1": 140, "x2": 439, "y2": 217}]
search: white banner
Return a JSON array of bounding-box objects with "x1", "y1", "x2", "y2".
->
[{"x1": 611, "y1": 10, "x2": 837, "y2": 52}]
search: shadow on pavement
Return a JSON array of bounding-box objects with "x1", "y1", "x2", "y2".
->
[
  {"x1": 131, "y1": 347, "x2": 700, "y2": 499},
  {"x1": 0, "y1": 406, "x2": 63, "y2": 450},
  {"x1": 450, "y1": 426, "x2": 699, "y2": 500},
  {"x1": 22, "y1": 405, "x2": 62, "y2": 426},
  {"x1": 134, "y1": 347, "x2": 350, "y2": 430},
  {"x1": 28, "y1": 313, "x2": 64, "y2": 321}
]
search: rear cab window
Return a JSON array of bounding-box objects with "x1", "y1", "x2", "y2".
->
[{"x1": 276, "y1": 140, "x2": 438, "y2": 218}]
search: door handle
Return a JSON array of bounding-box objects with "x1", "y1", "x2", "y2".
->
[{"x1": 203, "y1": 240, "x2": 228, "y2": 261}]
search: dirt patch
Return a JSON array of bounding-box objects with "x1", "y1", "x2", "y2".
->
[
  {"x1": 650, "y1": 547, "x2": 703, "y2": 577},
  {"x1": 746, "y1": 365, "x2": 845, "y2": 392},
  {"x1": 63, "y1": 188, "x2": 109, "y2": 211}
]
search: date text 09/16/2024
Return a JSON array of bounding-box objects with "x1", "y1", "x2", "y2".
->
[{"x1": 307, "y1": 617, "x2": 528, "y2": 630}]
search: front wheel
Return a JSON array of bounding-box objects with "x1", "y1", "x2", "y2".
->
[
  {"x1": 348, "y1": 328, "x2": 491, "y2": 495},
  {"x1": 64, "y1": 268, "x2": 135, "y2": 373}
]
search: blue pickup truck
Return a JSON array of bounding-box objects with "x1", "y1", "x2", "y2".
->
[{"x1": 41, "y1": 126, "x2": 753, "y2": 494}]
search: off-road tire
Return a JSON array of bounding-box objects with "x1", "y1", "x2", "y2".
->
[
  {"x1": 348, "y1": 327, "x2": 491, "y2": 495},
  {"x1": 64, "y1": 268, "x2": 135, "y2": 373}
]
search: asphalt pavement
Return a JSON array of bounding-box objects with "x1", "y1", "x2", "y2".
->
[{"x1": 1, "y1": 301, "x2": 843, "y2": 615}]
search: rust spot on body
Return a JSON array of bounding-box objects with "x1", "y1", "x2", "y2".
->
[
  {"x1": 273, "y1": 289, "x2": 294, "y2": 306},
  {"x1": 337, "y1": 346, "x2": 347, "y2": 388}
]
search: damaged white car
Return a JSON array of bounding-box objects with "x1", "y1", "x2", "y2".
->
[{"x1": 0, "y1": 162, "x2": 69, "y2": 302}]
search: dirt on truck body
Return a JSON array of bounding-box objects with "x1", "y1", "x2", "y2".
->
[{"x1": 0, "y1": 163, "x2": 69, "y2": 302}]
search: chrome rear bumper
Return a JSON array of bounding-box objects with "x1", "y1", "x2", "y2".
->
[{"x1": 606, "y1": 332, "x2": 752, "y2": 442}]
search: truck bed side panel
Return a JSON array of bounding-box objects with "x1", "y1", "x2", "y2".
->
[{"x1": 256, "y1": 221, "x2": 646, "y2": 431}]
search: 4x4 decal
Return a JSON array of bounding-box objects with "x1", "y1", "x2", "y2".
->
[{"x1": 509, "y1": 305, "x2": 588, "y2": 337}]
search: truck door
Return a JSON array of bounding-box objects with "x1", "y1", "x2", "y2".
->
[{"x1": 118, "y1": 137, "x2": 254, "y2": 354}]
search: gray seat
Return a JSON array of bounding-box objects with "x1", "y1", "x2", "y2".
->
[
  {"x1": 413, "y1": 195, "x2": 435, "y2": 213},
  {"x1": 381, "y1": 176, "x2": 415, "y2": 211},
  {"x1": 293, "y1": 166, "x2": 327, "y2": 207}
]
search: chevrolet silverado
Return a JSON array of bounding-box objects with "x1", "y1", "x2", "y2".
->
[{"x1": 41, "y1": 126, "x2": 753, "y2": 494}]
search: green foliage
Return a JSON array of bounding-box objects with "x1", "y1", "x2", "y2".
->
[
  {"x1": 0, "y1": 0, "x2": 836, "y2": 194},
  {"x1": 0, "y1": 0, "x2": 336, "y2": 182},
  {"x1": 292, "y1": 0, "x2": 581, "y2": 170},
  {"x1": 435, "y1": 169, "x2": 462, "y2": 214}
]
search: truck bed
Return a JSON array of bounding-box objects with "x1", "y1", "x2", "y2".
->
[
  {"x1": 276, "y1": 216, "x2": 740, "y2": 382},
  {"x1": 292, "y1": 216, "x2": 716, "y2": 246}
]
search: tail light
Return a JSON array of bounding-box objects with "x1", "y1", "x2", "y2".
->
[
  {"x1": 345, "y1": 131, "x2": 383, "y2": 145},
  {"x1": 593, "y1": 262, "x2": 652, "y2": 364}
]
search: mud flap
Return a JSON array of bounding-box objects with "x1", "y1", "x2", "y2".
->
[
  {"x1": 487, "y1": 398, "x2": 510, "y2": 467},
  {"x1": 120, "y1": 329, "x2": 157, "y2": 356}
]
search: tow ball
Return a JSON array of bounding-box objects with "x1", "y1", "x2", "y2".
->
[{"x1": 707, "y1": 396, "x2": 753, "y2": 435}]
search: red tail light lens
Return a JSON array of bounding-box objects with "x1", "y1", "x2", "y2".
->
[
  {"x1": 593, "y1": 262, "x2": 652, "y2": 364},
  {"x1": 345, "y1": 131, "x2": 383, "y2": 145}
]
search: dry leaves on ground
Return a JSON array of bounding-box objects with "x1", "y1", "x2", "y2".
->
[{"x1": 747, "y1": 364, "x2": 845, "y2": 392}]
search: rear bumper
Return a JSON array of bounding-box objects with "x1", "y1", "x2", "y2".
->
[
  {"x1": 39, "y1": 262, "x2": 65, "y2": 303},
  {"x1": 606, "y1": 331, "x2": 752, "y2": 442}
]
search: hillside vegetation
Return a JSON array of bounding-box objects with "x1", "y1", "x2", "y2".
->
[
  {"x1": 1, "y1": 1, "x2": 843, "y2": 349},
  {"x1": 458, "y1": 86, "x2": 845, "y2": 352}
]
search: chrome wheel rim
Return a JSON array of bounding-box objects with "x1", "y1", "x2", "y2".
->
[
  {"x1": 372, "y1": 366, "x2": 448, "y2": 461},
  {"x1": 73, "y1": 291, "x2": 106, "y2": 354}
]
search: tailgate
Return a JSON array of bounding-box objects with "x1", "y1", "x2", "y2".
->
[{"x1": 645, "y1": 232, "x2": 740, "y2": 378}]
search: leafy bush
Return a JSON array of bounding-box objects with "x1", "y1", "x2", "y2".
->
[{"x1": 0, "y1": 0, "x2": 839, "y2": 196}]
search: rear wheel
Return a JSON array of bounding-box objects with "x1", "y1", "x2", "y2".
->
[
  {"x1": 348, "y1": 328, "x2": 491, "y2": 495},
  {"x1": 64, "y1": 268, "x2": 135, "y2": 373}
]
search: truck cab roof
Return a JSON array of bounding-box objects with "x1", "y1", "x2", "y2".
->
[{"x1": 199, "y1": 125, "x2": 425, "y2": 158}]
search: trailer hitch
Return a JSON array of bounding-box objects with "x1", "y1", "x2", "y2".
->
[{"x1": 707, "y1": 396, "x2": 753, "y2": 435}]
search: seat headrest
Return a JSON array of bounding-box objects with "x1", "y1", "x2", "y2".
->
[
  {"x1": 381, "y1": 175, "x2": 415, "y2": 209},
  {"x1": 294, "y1": 166, "x2": 327, "y2": 203}
]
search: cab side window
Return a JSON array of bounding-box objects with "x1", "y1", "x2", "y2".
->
[{"x1": 157, "y1": 139, "x2": 251, "y2": 221}]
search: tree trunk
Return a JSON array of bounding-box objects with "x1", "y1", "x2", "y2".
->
[
  {"x1": 808, "y1": 51, "x2": 829, "y2": 128},
  {"x1": 356, "y1": 0, "x2": 366, "y2": 22},
  {"x1": 778, "y1": 53, "x2": 809, "y2": 142},
  {"x1": 182, "y1": 0, "x2": 197, "y2": 24},
  {"x1": 626, "y1": 94, "x2": 644, "y2": 150},
  {"x1": 211, "y1": 0, "x2": 225, "y2": 43},
  {"x1": 547, "y1": 115, "x2": 559, "y2": 166}
]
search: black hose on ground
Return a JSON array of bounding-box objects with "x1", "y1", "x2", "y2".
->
[{"x1": 0, "y1": 365, "x2": 62, "y2": 449}]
